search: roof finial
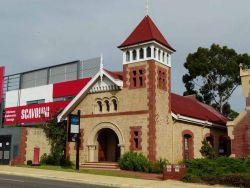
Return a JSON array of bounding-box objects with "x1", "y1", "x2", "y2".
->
[
  {"x1": 100, "y1": 54, "x2": 104, "y2": 83},
  {"x1": 145, "y1": 0, "x2": 149, "y2": 15}
]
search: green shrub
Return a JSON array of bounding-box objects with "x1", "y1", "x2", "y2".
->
[
  {"x1": 200, "y1": 140, "x2": 216, "y2": 159},
  {"x1": 182, "y1": 157, "x2": 250, "y2": 187},
  {"x1": 40, "y1": 153, "x2": 73, "y2": 167},
  {"x1": 150, "y1": 158, "x2": 169, "y2": 173},
  {"x1": 27, "y1": 160, "x2": 32, "y2": 166},
  {"x1": 119, "y1": 152, "x2": 169, "y2": 173},
  {"x1": 119, "y1": 152, "x2": 151, "y2": 172}
]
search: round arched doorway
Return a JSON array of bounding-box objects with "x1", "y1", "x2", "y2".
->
[{"x1": 97, "y1": 128, "x2": 120, "y2": 162}]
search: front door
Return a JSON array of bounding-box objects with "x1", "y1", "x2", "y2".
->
[
  {"x1": 97, "y1": 129, "x2": 120, "y2": 162},
  {"x1": 0, "y1": 135, "x2": 11, "y2": 165}
]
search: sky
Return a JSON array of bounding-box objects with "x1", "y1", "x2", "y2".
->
[{"x1": 1, "y1": 0, "x2": 250, "y2": 112}]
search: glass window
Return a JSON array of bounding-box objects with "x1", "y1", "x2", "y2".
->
[
  {"x1": 139, "y1": 48, "x2": 144, "y2": 59},
  {"x1": 27, "y1": 99, "x2": 45, "y2": 105},
  {"x1": 126, "y1": 51, "x2": 130, "y2": 62},
  {"x1": 147, "y1": 47, "x2": 151, "y2": 58},
  {"x1": 132, "y1": 50, "x2": 137, "y2": 60},
  {"x1": 97, "y1": 101, "x2": 102, "y2": 112}
]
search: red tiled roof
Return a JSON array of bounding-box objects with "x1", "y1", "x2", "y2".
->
[
  {"x1": 171, "y1": 93, "x2": 228, "y2": 125},
  {"x1": 118, "y1": 15, "x2": 175, "y2": 51},
  {"x1": 104, "y1": 69, "x2": 123, "y2": 80}
]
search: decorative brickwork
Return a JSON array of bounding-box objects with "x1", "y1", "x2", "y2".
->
[
  {"x1": 246, "y1": 97, "x2": 250, "y2": 107},
  {"x1": 157, "y1": 66, "x2": 167, "y2": 90},
  {"x1": 74, "y1": 129, "x2": 84, "y2": 150},
  {"x1": 129, "y1": 66, "x2": 146, "y2": 89},
  {"x1": 11, "y1": 127, "x2": 27, "y2": 165},
  {"x1": 130, "y1": 126, "x2": 142, "y2": 151},
  {"x1": 167, "y1": 68, "x2": 171, "y2": 113},
  {"x1": 182, "y1": 130, "x2": 194, "y2": 160},
  {"x1": 231, "y1": 110, "x2": 250, "y2": 157},
  {"x1": 81, "y1": 110, "x2": 148, "y2": 118},
  {"x1": 147, "y1": 61, "x2": 157, "y2": 162},
  {"x1": 123, "y1": 64, "x2": 128, "y2": 88}
]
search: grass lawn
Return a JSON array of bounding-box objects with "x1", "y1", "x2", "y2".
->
[{"x1": 18, "y1": 165, "x2": 139, "y2": 179}]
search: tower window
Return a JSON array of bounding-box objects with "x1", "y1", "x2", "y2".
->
[
  {"x1": 132, "y1": 70, "x2": 137, "y2": 87},
  {"x1": 130, "y1": 67, "x2": 146, "y2": 89},
  {"x1": 97, "y1": 101, "x2": 102, "y2": 112},
  {"x1": 126, "y1": 51, "x2": 130, "y2": 62},
  {"x1": 167, "y1": 54, "x2": 169, "y2": 64},
  {"x1": 158, "y1": 50, "x2": 161, "y2": 60},
  {"x1": 139, "y1": 48, "x2": 144, "y2": 59},
  {"x1": 158, "y1": 67, "x2": 167, "y2": 90},
  {"x1": 162, "y1": 52, "x2": 165, "y2": 62},
  {"x1": 104, "y1": 100, "x2": 110, "y2": 112},
  {"x1": 147, "y1": 47, "x2": 151, "y2": 58},
  {"x1": 154, "y1": 48, "x2": 156, "y2": 58},
  {"x1": 132, "y1": 50, "x2": 137, "y2": 60}
]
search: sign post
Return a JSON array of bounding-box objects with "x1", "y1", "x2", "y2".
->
[{"x1": 68, "y1": 110, "x2": 81, "y2": 170}]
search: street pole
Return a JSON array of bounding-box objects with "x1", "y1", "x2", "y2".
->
[{"x1": 75, "y1": 110, "x2": 81, "y2": 170}]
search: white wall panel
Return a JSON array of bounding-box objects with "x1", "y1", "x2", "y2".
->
[
  {"x1": 5, "y1": 90, "x2": 19, "y2": 108},
  {"x1": 5, "y1": 84, "x2": 53, "y2": 107}
]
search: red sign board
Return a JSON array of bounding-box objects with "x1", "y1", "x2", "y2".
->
[
  {"x1": 0, "y1": 67, "x2": 5, "y2": 101},
  {"x1": 4, "y1": 100, "x2": 70, "y2": 125}
]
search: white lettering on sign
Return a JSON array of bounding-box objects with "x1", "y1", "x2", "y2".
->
[{"x1": 21, "y1": 106, "x2": 50, "y2": 120}]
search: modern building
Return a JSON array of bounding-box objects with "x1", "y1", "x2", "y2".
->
[{"x1": 0, "y1": 58, "x2": 101, "y2": 164}]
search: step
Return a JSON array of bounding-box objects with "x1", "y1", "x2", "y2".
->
[{"x1": 80, "y1": 162, "x2": 120, "y2": 170}]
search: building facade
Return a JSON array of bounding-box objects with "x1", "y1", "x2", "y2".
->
[
  {"x1": 227, "y1": 64, "x2": 250, "y2": 157},
  {"x1": 58, "y1": 15, "x2": 229, "y2": 165},
  {"x1": 0, "y1": 58, "x2": 101, "y2": 165}
]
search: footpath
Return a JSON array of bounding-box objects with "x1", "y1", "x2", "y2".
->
[{"x1": 0, "y1": 166, "x2": 230, "y2": 188}]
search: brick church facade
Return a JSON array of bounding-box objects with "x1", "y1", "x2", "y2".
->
[
  {"x1": 227, "y1": 65, "x2": 250, "y2": 157},
  {"x1": 58, "y1": 15, "x2": 229, "y2": 164}
]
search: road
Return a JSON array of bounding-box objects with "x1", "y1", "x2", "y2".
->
[{"x1": 0, "y1": 173, "x2": 109, "y2": 188}]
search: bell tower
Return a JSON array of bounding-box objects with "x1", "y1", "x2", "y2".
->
[
  {"x1": 118, "y1": 15, "x2": 175, "y2": 162},
  {"x1": 118, "y1": 15, "x2": 175, "y2": 67}
]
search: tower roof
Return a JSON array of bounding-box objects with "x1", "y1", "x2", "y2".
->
[{"x1": 118, "y1": 15, "x2": 175, "y2": 51}]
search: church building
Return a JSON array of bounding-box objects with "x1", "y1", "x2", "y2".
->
[{"x1": 58, "y1": 15, "x2": 229, "y2": 165}]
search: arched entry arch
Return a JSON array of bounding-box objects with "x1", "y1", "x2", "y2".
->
[{"x1": 87, "y1": 122, "x2": 125, "y2": 162}]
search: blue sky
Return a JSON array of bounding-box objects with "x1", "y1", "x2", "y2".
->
[{"x1": 1, "y1": 0, "x2": 249, "y2": 112}]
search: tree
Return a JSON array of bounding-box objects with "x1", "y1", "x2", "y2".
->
[
  {"x1": 183, "y1": 44, "x2": 250, "y2": 119},
  {"x1": 200, "y1": 140, "x2": 216, "y2": 159},
  {"x1": 42, "y1": 114, "x2": 69, "y2": 166}
]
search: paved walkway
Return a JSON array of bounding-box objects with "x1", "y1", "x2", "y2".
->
[{"x1": 0, "y1": 166, "x2": 231, "y2": 188}]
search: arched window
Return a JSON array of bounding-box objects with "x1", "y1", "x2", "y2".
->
[
  {"x1": 97, "y1": 101, "x2": 102, "y2": 112},
  {"x1": 154, "y1": 48, "x2": 156, "y2": 58},
  {"x1": 158, "y1": 50, "x2": 161, "y2": 60},
  {"x1": 112, "y1": 99, "x2": 117, "y2": 111},
  {"x1": 146, "y1": 47, "x2": 151, "y2": 58},
  {"x1": 162, "y1": 52, "x2": 165, "y2": 62},
  {"x1": 126, "y1": 51, "x2": 130, "y2": 62},
  {"x1": 132, "y1": 50, "x2": 137, "y2": 60},
  {"x1": 182, "y1": 130, "x2": 194, "y2": 160},
  {"x1": 104, "y1": 100, "x2": 110, "y2": 112},
  {"x1": 139, "y1": 48, "x2": 144, "y2": 59},
  {"x1": 184, "y1": 134, "x2": 192, "y2": 160}
]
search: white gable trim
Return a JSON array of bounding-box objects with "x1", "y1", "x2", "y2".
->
[
  {"x1": 57, "y1": 70, "x2": 123, "y2": 122},
  {"x1": 171, "y1": 112, "x2": 226, "y2": 129}
]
